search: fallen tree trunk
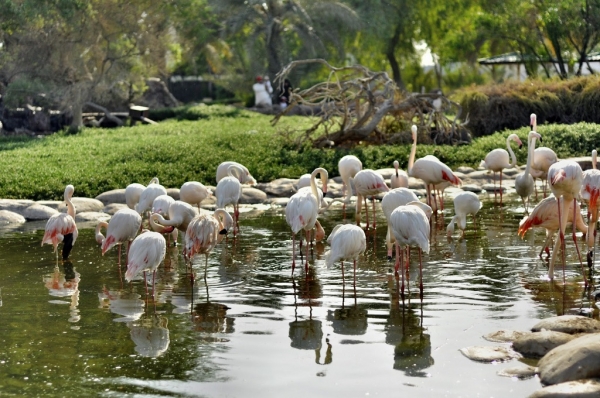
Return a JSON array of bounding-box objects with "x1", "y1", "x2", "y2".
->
[{"x1": 85, "y1": 102, "x2": 123, "y2": 127}]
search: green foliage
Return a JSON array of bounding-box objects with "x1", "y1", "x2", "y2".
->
[{"x1": 148, "y1": 104, "x2": 245, "y2": 122}]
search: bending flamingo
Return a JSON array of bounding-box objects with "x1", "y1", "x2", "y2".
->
[
  {"x1": 135, "y1": 178, "x2": 167, "y2": 217},
  {"x1": 479, "y1": 133, "x2": 522, "y2": 204},
  {"x1": 216, "y1": 161, "x2": 257, "y2": 185},
  {"x1": 95, "y1": 208, "x2": 143, "y2": 264},
  {"x1": 580, "y1": 149, "x2": 600, "y2": 264},
  {"x1": 381, "y1": 188, "x2": 419, "y2": 259},
  {"x1": 326, "y1": 224, "x2": 366, "y2": 287},
  {"x1": 180, "y1": 181, "x2": 213, "y2": 210},
  {"x1": 338, "y1": 155, "x2": 363, "y2": 214},
  {"x1": 408, "y1": 125, "x2": 461, "y2": 209},
  {"x1": 42, "y1": 184, "x2": 78, "y2": 260},
  {"x1": 390, "y1": 160, "x2": 409, "y2": 189},
  {"x1": 446, "y1": 191, "x2": 482, "y2": 238},
  {"x1": 149, "y1": 200, "x2": 198, "y2": 244},
  {"x1": 353, "y1": 169, "x2": 389, "y2": 229},
  {"x1": 285, "y1": 167, "x2": 328, "y2": 274},
  {"x1": 125, "y1": 231, "x2": 166, "y2": 298},
  {"x1": 530, "y1": 113, "x2": 558, "y2": 198},
  {"x1": 515, "y1": 131, "x2": 542, "y2": 213},
  {"x1": 215, "y1": 163, "x2": 244, "y2": 235}
]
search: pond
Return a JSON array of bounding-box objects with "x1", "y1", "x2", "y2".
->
[{"x1": 0, "y1": 196, "x2": 593, "y2": 397}]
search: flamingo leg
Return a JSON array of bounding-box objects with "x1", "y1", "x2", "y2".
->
[
  {"x1": 399, "y1": 244, "x2": 405, "y2": 297},
  {"x1": 355, "y1": 194, "x2": 363, "y2": 226},
  {"x1": 371, "y1": 197, "x2": 377, "y2": 228},
  {"x1": 364, "y1": 196, "x2": 370, "y2": 229},
  {"x1": 394, "y1": 241, "x2": 401, "y2": 273},
  {"x1": 353, "y1": 259, "x2": 357, "y2": 288},
  {"x1": 500, "y1": 171, "x2": 503, "y2": 204},
  {"x1": 341, "y1": 260, "x2": 345, "y2": 286},
  {"x1": 386, "y1": 227, "x2": 394, "y2": 259},
  {"x1": 304, "y1": 230, "x2": 310, "y2": 271},
  {"x1": 493, "y1": 172, "x2": 497, "y2": 202},
  {"x1": 143, "y1": 271, "x2": 148, "y2": 296},
  {"x1": 152, "y1": 270, "x2": 156, "y2": 299},
  {"x1": 571, "y1": 199, "x2": 587, "y2": 286},
  {"x1": 291, "y1": 233, "x2": 296, "y2": 275},
  {"x1": 419, "y1": 248, "x2": 424, "y2": 300}
]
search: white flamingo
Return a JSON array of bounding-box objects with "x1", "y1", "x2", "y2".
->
[
  {"x1": 179, "y1": 181, "x2": 213, "y2": 210},
  {"x1": 390, "y1": 160, "x2": 409, "y2": 189},
  {"x1": 215, "y1": 164, "x2": 244, "y2": 235},
  {"x1": 149, "y1": 200, "x2": 198, "y2": 244},
  {"x1": 42, "y1": 184, "x2": 78, "y2": 260},
  {"x1": 353, "y1": 169, "x2": 389, "y2": 229},
  {"x1": 285, "y1": 167, "x2": 328, "y2": 274},
  {"x1": 446, "y1": 192, "x2": 482, "y2": 238},
  {"x1": 297, "y1": 173, "x2": 327, "y2": 209},
  {"x1": 338, "y1": 155, "x2": 363, "y2": 214},
  {"x1": 95, "y1": 208, "x2": 142, "y2": 263},
  {"x1": 580, "y1": 149, "x2": 600, "y2": 260},
  {"x1": 326, "y1": 224, "x2": 366, "y2": 287},
  {"x1": 216, "y1": 161, "x2": 256, "y2": 185},
  {"x1": 515, "y1": 131, "x2": 542, "y2": 213},
  {"x1": 135, "y1": 178, "x2": 167, "y2": 217},
  {"x1": 479, "y1": 133, "x2": 522, "y2": 204},
  {"x1": 381, "y1": 188, "x2": 419, "y2": 259},
  {"x1": 125, "y1": 231, "x2": 166, "y2": 298},
  {"x1": 530, "y1": 113, "x2": 558, "y2": 198}
]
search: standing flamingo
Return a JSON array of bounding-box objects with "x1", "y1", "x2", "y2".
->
[
  {"x1": 547, "y1": 160, "x2": 585, "y2": 284},
  {"x1": 135, "y1": 178, "x2": 167, "y2": 217},
  {"x1": 338, "y1": 155, "x2": 363, "y2": 214},
  {"x1": 297, "y1": 172, "x2": 327, "y2": 209},
  {"x1": 381, "y1": 188, "x2": 419, "y2": 259},
  {"x1": 185, "y1": 209, "x2": 234, "y2": 279},
  {"x1": 42, "y1": 184, "x2": 78, "y2": 260},
  {"x1": 285, "y1": 167, "x2": 328, "y2": 274},
  {"x1": 518, "y1": 196, "x2": 587, "y2": 259},
  {"x1": 180, "y1": 181, "x2": 213, "y2": 210},
  {"x1": 125, "y1": 231, "x2": 166, "y2": 298},
  {"x1": 215, "y1": 164, "x2": 244, "y2": 235},
  {"x1": 149, "y1": 200, "x2": 198, "y2": 244},
  {"x1": 216, "y1": 161, "x2": 257, "y2": 185},
  {"x1": 326, "y1": 224, "x2": 366, "y2": 287},
  {"x1": 389, "y1": 204, "x2": 430, "y2": 297},
  {"x1": 580, "y1": 149, "x2": 600, "y2": 263},
  {"x1": 95, "y1": 208, "x2": 143, "y2": 264},
  {"x1": 515, "y1": 131, "x2": 543, "y2": 213},
  {"x1": 353, "y1": 169, "x2": 389, "y2": 229},
  {"x1": 408, "y1": 125, "x2": 462, "y2": 209},
  {"x1": 530, "y1": 113, "x2": 558, "y2": 198},
  {"x1": 479, "y1": 133, "x2": 522, "y2": 204},
  {"x1": 390, "y1": 160, "x2": 409, "y2": 189},
  {"x1": 446, "y1": 192, "x2": 482, "y2": 238}
]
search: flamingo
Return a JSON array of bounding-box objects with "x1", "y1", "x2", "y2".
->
[
  {"x1": 179, "y1": 181, "x2": 213, "y2": 210},
  {"x1": 216, "y1": 161, "x2": 257, "y2": 185},
  {"x1": 285, "y1": 167, "x2": 328, "y2": 274},
  {"x1": 135, "y1": 178, "x2": 167, "y2": 217},
  {"x1": 515, "y1": 131, "x2": 542, "y2": 213},
  {"x1": 297, "y1": 173, "x2": 327, "y2": 209},
  {"x1": 150, "y1": 194, "x2": 178, "y2": 245},
  {"x1": 530, "y1": 113, "x2": 558, "y2": 198},
  {"x1": 381, "y1": 188, "x2": 419, "y2": 259},
  {"x1": 353, "y1": 169, "x2": 389, "y2": 229},
  {"x1": 326, "y1": 224, "x2": 366, "y2": 287},
  {"x1": 479, "y1": 133, "x2": 522, "y2": 204},
  {"x1": 389, "y1": 203, "x2": 430, "y2": 297},
  {"x1": 125, "y1": 182, "x2": 146, "y2": 210},
  {"x1": 184, "y1": 209, "x2": 234, "y2": 279},
  {"x1": 518, "y1": 196, "x2": 587, "y2": 259},
  {"x1": 580, "y1": 149, "x2": 600, "y2": 262},
  {"x1": 390, "y1": 160, "x2": 409, "y2": 189},
  {"x1": 95, "y1": 208, "x2": 143, "y2": 264},
  {"x1": 125, "y1": 231, "x2": 166, "y2": 298},
  {"x1": 149, "y1": 200, "x2": 198, "y2": 244},
  {"x1": 547, "y1": 160, "x2": 585, "y2": 284},
  {"x1": 42, "y1": 184, "x2": 78, "y2": 260},
  {"x1": 408, "y1": 125, "x2": 462, "y2": 209},
  {"x1": 215, "y1": 164, "x2": 244, "y2": 235},
  {"x1": 338, "y1": 155, "x2": 363, "y2": 214},
  {"x1": 446, "y1": 192, "x2": 482, "y2": 238}
]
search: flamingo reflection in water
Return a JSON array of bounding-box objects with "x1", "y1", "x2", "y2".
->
[
  {"x1": 43, "y1": 260, "x2": 80, "y2": 324},
  {"x1": 98, "y1": 287, "x2": 145, "y2": 322},
  {"x1": 128, "y1": 315, "x2": 170, "y2": 358},
  {"x1": 192, "y1": 301, "x2": 234, "y2": 334}
]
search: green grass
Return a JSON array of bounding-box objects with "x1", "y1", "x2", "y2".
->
[{"x1": 2, "y1": 104, "x2": 600, "y2": 200}]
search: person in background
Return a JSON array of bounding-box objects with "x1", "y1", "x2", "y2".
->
[
  {"x1": 278, "y1": 79, "x2": 293, "y2": 109},
  {"x1": 253, "y1": 75, "x2": 273, "y2": 107}
]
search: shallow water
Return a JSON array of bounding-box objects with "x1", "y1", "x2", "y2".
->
[{"x1": 0, "y1": 197, "x2": 595, "y2": 397}]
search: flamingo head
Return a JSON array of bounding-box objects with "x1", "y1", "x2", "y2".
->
[
  {"x1": 529, "y1": 131, "x2": 542, "y2": 143},
  {"x1": 530, "y1": 113, "x2": 537, "y2": 129},
  {"x1": 411, "y1": 125, "x2": 418, "y2": 140},
  {"x1": 393, "y1": 160, "x2": 399, "y2": 175},
  {"x1": 64, "y1": 185, "x2": 75, "y2": 201},
  {"x1": 511, "y1": 134, "x2": 523, "y2": 149}
]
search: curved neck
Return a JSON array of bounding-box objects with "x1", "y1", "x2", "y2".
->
[
  {"x1": 95, "y1": 221, "x2": 107, "y2": 244},
  {"x1": 214, "y1": 208, "x2": 233, "y2": 230},
  {"x1": 524, "y1": 134, "x2": 536, "y2": 175},
  {"x1": 227, "y1": 165, "x2": 244, "y2": 181},
  {"x1": 506, "y1": 136, "x2": 517, "y2": 168},
  {"x1": 65, "y1": 197, "x2": 75, "y2": 218},
  {"x1": 150, "y1": 213, "x2": 179, "y2": 230},
  {"x1": 593, "y1": 150, "x2": 597, "y2": 170},
  {"x1": 310, "y1": 167, "x2": 328, "y2": 199},
  {"x1": 408, "y1": 132, "x2": 417, "y2": 175}
]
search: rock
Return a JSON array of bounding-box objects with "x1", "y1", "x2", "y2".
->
[
  {"x1": 468, "y1": 170, "x2": 513, "y2": 180},
  {"x1": 24, "y1": 204, "x2": 58, "y2": 220},
  {"x1": 76, "y1": 211, "x2": 111, "y2": 222},
  {"x1": 538, "y1": 333, "x2": 600, "y2": 385},
  {"x1": 103, "y1": 203, "x2": 129, "y2": 215},
  {"x1": 459, "y1": 345, "x2": 521, "y2": 363},
  {"x1": 166, "y1": 188, "x2": 180, "y2": 200},
  {"x1": 531, "y1": 315, "x2": 600, "y2": 334},
  {"x1": 513, "y1": 330, "x2": 576, "y2": 358},
  {"x1": 482, "y1": 183, "x2": 506, "y2": 193},
  {"x1": 0, "y1": 210, "x2": 26, "y2": 225},
  {"x1": 408, "y1": 177, "x2": 426, "y2": 190},
  {"x1": 456, "y1": 166, "x2": 475, "y2": 174},
  {"x1": 240, "y1": 187, "x2": 267, "y2": 204},
  {"x1": 96, "y1": 189, "x2": 126, "y2": 205},
  {"x1": 35, "y1": 200, "x2": 62, "y2": 210},
  {"x1": 326, "y1": 181, "x2": 344, "y2": 198},
  {"x1": 376, "y1": 167, "x2": 396, "y2": 179},
  {"x1": 258, "y1": 178, "x2": 297, "y2": 197},
  {"x1": 267, "y1": 197, "x2": 289, "y2": 207},
  {"x1": 0, "y1": 199, "x2": 35, "y2": 214},
  {"x1": 497, "y1": 365, "x2": 538, "y2": 379},
  {"x1": 503, "y1": 168, "x2": 520, "y2": 176},
  {"x1": 461, "y1": 184, "x2": 484, "y2": 193},
  {"x1": 66, "y1": 197, "x2": 104, "y2": 213},
  {"x1": 529, "y1": 379, "x2": 600, "y2": 398},
  {"x1": 483, "y1": 329, "x2": 532, "y2": 343}
]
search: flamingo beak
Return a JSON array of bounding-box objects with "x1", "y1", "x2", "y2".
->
[{"x1": 219, "y1": 228, "x2": 228, "y2": 235}]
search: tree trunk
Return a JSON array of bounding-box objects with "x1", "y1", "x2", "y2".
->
[
  {"x1": 385, "y1": 24, "x2": 405, "y2": 90},
  {"x1": 70, "y1": 103, "x2": 83, "y2": 130}
]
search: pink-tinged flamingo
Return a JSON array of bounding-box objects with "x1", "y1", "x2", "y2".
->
[
  {"x1": 326, "y1": 224, "x2": 366, "y2": 288},
  {"x1": 95, "y1": 208, "x2": 142, "y2": 265},
  {"x1": 389, "y1": 203, "x2": 430, "y2": 298},
  {"x1": 515, "y1": 131, "x2": 542, "y2": 213},
  {"x1": 338, "y1": 155, "x2": 363, "y2": 215},
  {"x1": 125, "y1": 231, "x2": 166, "y2": 298},
  {"x1": 184, "y1": 209, "x2": 234, "y2": 279},
  {"x1": 135, "y1": 178, "x2": 167, "y2": 218},
  {"x1": 297, "y1": 173, "x2": 327, "y2": 210},
  {"x1": 216, "y1": 161, "x2": 257, "y2": 185},
  {"x1": 215, "y1": 164, "x2": 244, "y2": 235},
  {"x1": 150, "y1": 194, "x2": 178, "y2": 245},
  {"x1": 180, "y1": 181, "x2": 213, "y2": 210},
  {"x1": 408, "y1": 125, "x2": 462, "y2": 209},
  {"x1": 518, "y1": 196, "x2": 587, "y2": 259},
  {"x1": 285, "y1": 167, "x2": 328, "y2": 274},
  {"x1": 479, "y1": 133, "x2": 522, "y2": 204},
  {"x1": 353, "y1": 169, "x2": 389, "y2": 229},
  {"x1": 547, "y1": 160, "x2": 585, "y2": 284},
  {"x1": 447, "y1": 191, "x2": 482, "y2": 238},
  {"x1": 530, "y1": 114, "x2": 558, "y2": 198},
  {"x1": 126, "y1": 177, "x2": 159, "y2": 210},
  {"x1": 390, "y1": 160, "x2": 409, "y2": 189},
  {"x1": 149, "y1": 200, "x2": 198, "y2": 245},
  {"x1": 381, "y1": 188, "x2": 419, "y2": 259},
  {"x1": 580, "y1": 149, "x2": 600, "y2": 264},
  {"x1": 42, "y1": 184, "x2": 78, "y2": 260}
]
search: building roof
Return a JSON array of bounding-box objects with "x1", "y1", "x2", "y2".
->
[{"x1": 478, "y1": 52, "x2": 558, "y2": 65}]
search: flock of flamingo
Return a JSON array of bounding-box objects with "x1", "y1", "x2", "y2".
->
[{"x1": 40, "y1": 113, "x2": 600, "y2": 299}]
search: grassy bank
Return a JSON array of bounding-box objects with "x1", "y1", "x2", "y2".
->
[{"x1": 2, "y1": 105, "x2": 600, "y2": 200}]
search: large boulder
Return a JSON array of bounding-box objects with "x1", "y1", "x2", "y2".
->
[
  {"x1": 531, "y1": 315, "x2": 600, "y2": 334},
  {"x1": 538, "y1": 333, "x2": 600, "y2": 385},
  {"x1": 512, "y1": 330, "x2": 576, "y2": 358}
]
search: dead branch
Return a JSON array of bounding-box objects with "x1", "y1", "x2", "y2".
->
[{"x1": 85, "y1": 102, "x2": 123, "y2": 126}]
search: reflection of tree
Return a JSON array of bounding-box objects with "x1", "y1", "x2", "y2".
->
[
  {"x1": 192, "y1": 301, "x2": 234, "y2": 334},
  {"x1": 128, "y1": 315, "x2": 170, "y2": 358},
  {"x1": 326, "y1": 305, "x2": 368, "y2": 336},
  {"x1": 43, "y1": 261, "x2": 80, "y2": 324},
  {"x1": 385, "y1": 275, "x2": 434, "y2": 376}
]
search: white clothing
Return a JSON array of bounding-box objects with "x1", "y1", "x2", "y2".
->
[{"x1": 253, "y1": 82, "x2": 273, "y2": 106}]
